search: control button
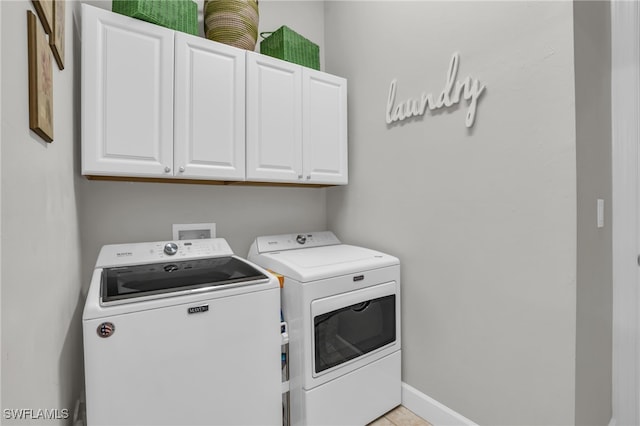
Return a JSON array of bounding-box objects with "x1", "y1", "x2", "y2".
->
[
  {"x1": 296, "y1": 234, "x2": 307, "y2": 245},
  {"x1": 164, "y1": 242, "x2": 179, "y2": 256}
]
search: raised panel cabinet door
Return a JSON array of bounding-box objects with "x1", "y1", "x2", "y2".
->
[
  {"x1": 302, "y1": 69, "x2": 348, "y2": 185},
  {"x1": 246, "y1": 52, "x2": 303, "y2": 182},
  {"x1": 82, "y1": 4, "x2": 174, "y2": 178},
  {"x1": 174, "y1": 33, "x2": 245, "y2": 180}
]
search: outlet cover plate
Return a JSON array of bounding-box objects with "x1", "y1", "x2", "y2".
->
[{"x1": 172, "y1": 223, "x2": 216, "y2": 240}]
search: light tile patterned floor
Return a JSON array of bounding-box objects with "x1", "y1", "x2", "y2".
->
[{"x1": 368, "y1": 405, "x2": 433, "y2": 426}]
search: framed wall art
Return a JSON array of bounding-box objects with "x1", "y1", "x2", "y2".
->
[
  {"x1": 27, "y1": 11, "x2": 54, "y2": 143},
  {"x1": 50, "y1": 0, "x2": 64, "y2": 70},
  {"x1": 31, "y1": 0, "x2": 53, "y2": 34}
]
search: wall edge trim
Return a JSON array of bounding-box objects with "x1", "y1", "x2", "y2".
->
[{"x1": 401, "y1": 382, "x2": 477, "y2": 426}]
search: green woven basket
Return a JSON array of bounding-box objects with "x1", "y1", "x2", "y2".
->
[
  {"x1": 112, "y1": 0, "x2": 198, "y2": 36},
  {"x1": 260, "y1": 26, "x2": 320, "y2": 70}
]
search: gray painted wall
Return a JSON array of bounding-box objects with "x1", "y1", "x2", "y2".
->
[
  {"x1": 574, "y1": 2, "x2": 613, "y2": 425},
  {"x1": 79, "y1": 182, "x2": 327, "y2": 289},
  {"x1": 324, "y1": 2, "x2": 580, "y2": 424},
  {"x1": 1, "y1": 0, "x2": 84, "y2": 421}
]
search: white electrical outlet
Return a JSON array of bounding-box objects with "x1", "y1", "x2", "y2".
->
[{"x1": 172, "y1": 223, "x2": 216, "y2": 240}]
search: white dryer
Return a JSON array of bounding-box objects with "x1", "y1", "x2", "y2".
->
[
  {"x1": 248, "y1": 231, "x2": 401, "y2": 426},
  {"x1": 83, "y1": 238, "x2": 282, "y2": 426}
]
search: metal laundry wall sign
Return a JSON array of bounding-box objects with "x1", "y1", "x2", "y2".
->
[{"x1": 385, "y1": 52, "x2": 486, "y2": 128}]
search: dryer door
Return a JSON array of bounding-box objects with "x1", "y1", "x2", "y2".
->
[{"x1": 311, "y1": 281, "x2": 397, "y2": 376}]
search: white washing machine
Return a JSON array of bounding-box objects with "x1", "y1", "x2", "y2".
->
[
  {"x1": 83, "y1": 238, "x2": 282, "y2": 426},
  {"x1": 248, "y1": 231, "x2": 401, "y2": 426}
]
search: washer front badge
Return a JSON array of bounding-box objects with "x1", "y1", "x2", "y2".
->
[{"x1": 97, "y1": 322, "x2": 115, "y2": 338}]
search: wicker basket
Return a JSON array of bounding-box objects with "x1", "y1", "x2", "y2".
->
[
  {"x1": 204, "y1": 0, "x2": 259, "y2": 51},
  {"x1": 260, "y1": 26, "x2": 320, "y2": 70},
  {"x1": 112, "y1": 0, "x2": 198, "y2": 35}
]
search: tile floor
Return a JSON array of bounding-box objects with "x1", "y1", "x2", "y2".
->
[{"x1": 368, "y1": 405, "x2": 432, "y2": 426}]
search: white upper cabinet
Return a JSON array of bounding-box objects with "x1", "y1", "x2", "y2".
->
[
  {"x1": 246, "y1": 52, "x2": 303, "y2": 182},
  {"x1": 82, "y1": 4, "x2": 175, "y2": 178},
  {"x1": 174, "y1": 33, "x2": 246, "y2": 180},
  {"x1": 82, "y1": 5, "x2": 245, "y2": 181},
  {"x1": 246, "y1": 52, "x2": 348, "y2": 185},
  {"x1": 303, "y1": 69, "x2": 348, "y2": 185},
  {"x1": 82, "y1": 5, "x2": 347, "y2": 185}
]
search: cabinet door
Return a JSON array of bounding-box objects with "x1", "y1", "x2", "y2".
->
[
  {"x1": 303, "y1": 69, "x2": 348, "y2": 185},
  {"x1": 246, "y1": 52, "x2": 303, "y2": 182},
  {"x1": 174, "y1": 33, "x2": 245, "y2": 180},
  {"x1": 82, "y1": 5, "x2": 174, "y2": 178}
]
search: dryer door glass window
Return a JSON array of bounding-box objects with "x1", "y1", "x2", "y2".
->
[{"x1": 313, "y1": 294, "x2": 396, "y2": 373}]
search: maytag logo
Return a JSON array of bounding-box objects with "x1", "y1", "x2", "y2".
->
[
  {"x1": 116, "y1": 252, "x2": 133, "y2": 257},
  {"x1": 188, "y1": 305, "x2": 209, "y2": 315}
]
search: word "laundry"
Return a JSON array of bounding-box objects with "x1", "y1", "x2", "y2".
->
[{"x1": 386, "y1": 52, "x2": 486, "y2": 128}]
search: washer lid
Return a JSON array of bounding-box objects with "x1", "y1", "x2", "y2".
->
[
  {"x1": 101, "y1": 256, "x2": 268, "y2": 304},
  {"x1": 258, "y1": 244, "x2": 399, "y2": 282}
]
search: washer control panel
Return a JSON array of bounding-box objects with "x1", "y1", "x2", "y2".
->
[
  {"x1": 256, "y1": 231, "x2": 341, "y2": 253},
  {"x1": 96, "y1": 238, "x2": 234, "y2": 268}
]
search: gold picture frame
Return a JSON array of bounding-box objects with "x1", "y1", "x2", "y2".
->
[
  {"x1": 27, "y1": 11, "x2": 54, "y2": 143},
  {"x1": 50, "y1": 0, "x2": 64, "y2": 70},
  {"x1": 31, "y1": 0, "x2": 53, "y2": 34}
]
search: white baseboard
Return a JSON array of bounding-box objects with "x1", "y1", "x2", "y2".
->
[{"x1": 401, "y1": 382, "x2": 477, "y2": 426}]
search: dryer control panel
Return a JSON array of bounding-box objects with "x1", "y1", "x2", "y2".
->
[{"x1": 255, "y1": 231, "x2": 341, "y2": 254}]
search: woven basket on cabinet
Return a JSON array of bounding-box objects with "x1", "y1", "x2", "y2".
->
[
  {"x1": 112, "y1": 0, "x2": 198, "y2": 35},
  {"x1": 203, "y1": 0, "x2": 259, "y2": 51},
  {"x1": 260, "y1": 26, "x2": 320, "y2": 70}
]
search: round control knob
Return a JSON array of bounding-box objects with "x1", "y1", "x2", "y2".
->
[
  {"x1": 296, "y1": 234, "x2": 307, "y2": 245},
  {"x1": 164, "y1": 242, "x2": 178, "y2": 256},
  {"x1": 164, "y1": 166, "x2": 171, "y2": 173}
]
